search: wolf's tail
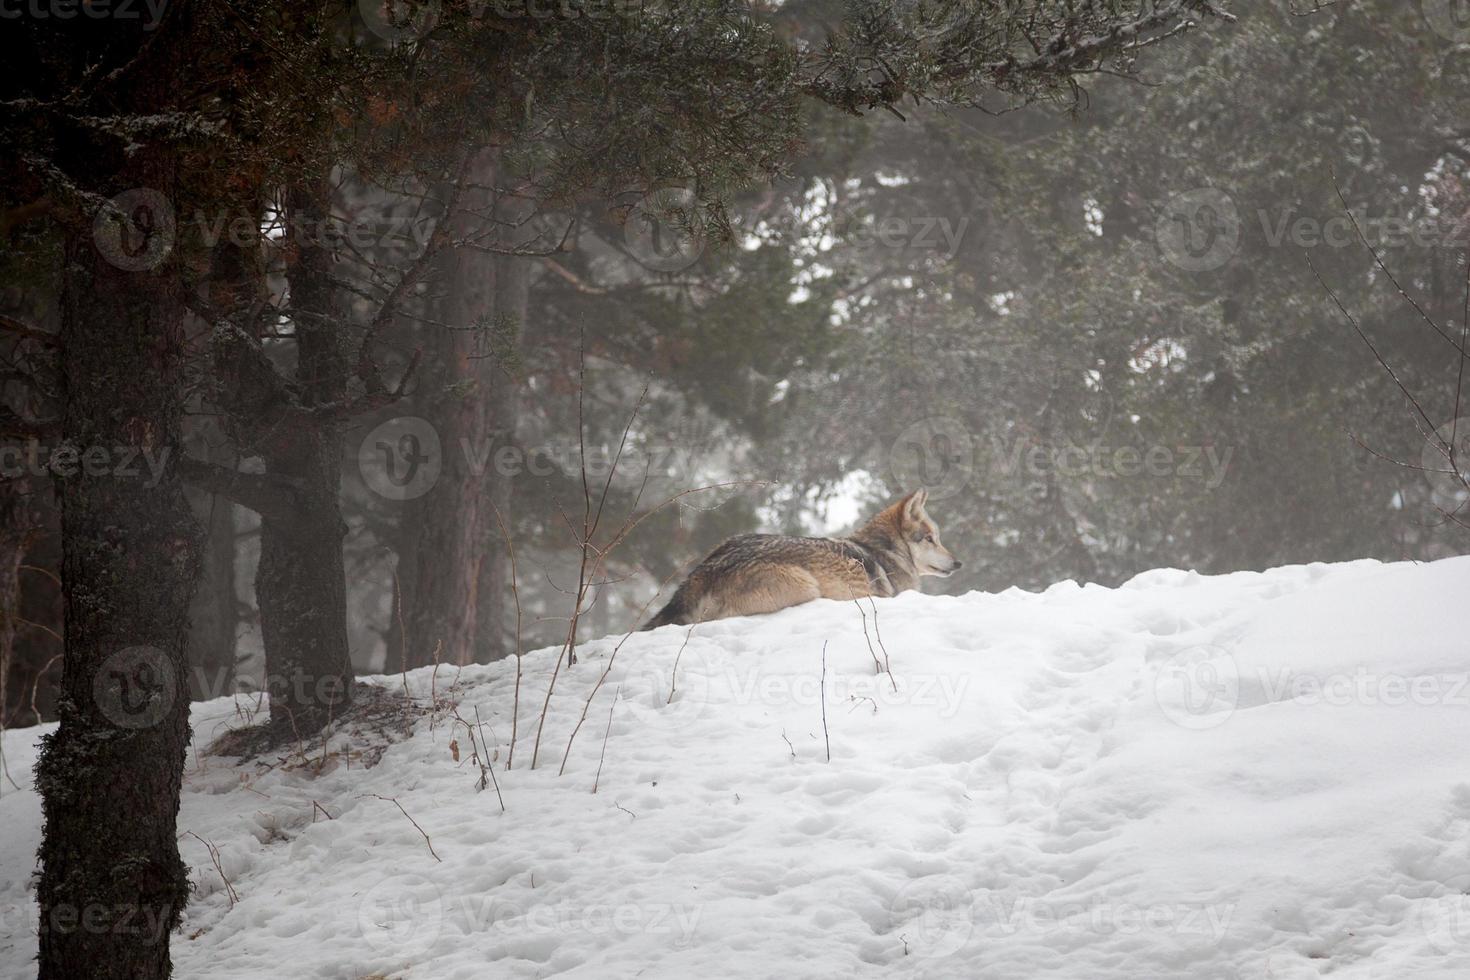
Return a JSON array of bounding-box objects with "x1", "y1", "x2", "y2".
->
[{"x1": 640, "y1": 590, "x2": 689, "y2": 631}]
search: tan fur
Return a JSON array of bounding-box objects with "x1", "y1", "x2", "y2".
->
[{"x1": 643, "y1": 489, "x2": 961, "y2": 629}]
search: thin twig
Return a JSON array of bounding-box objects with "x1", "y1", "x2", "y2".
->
[
  {"x1": 363, "y1": 793, "x2": 441, "y2": 862},
  {"x1": 184, "y1": 831, "x2": 238, "y2": 908},
  {"x1": 474, "y1": 705, "x2": 506, "y2": 812},
  {"x1": 820, "y1": 641, "x2": 831, "y2": 763},
  {"x1": 666, "y1": 626, "x2": 695, "y2": 705},
  {"x1": 592, "y1": 686, "x2": 619, "y2": 794}
]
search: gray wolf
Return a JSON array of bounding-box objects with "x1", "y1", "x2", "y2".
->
[{"x1": 642, "y1": 489, "x2": 960, "y2": 629}]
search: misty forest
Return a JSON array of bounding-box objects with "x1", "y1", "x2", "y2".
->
[{"x1": 4, "y1": 1, "x2": 1470, "y2": 978}]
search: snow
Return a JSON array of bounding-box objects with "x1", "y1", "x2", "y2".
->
[{"x1": 4, "y1": 557, "x2": 1470, "y2": 979}]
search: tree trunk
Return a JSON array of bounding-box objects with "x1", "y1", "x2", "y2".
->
[
  {"x1": 180, "y1": 175, "x2": 356, "y2": 735},
  {"x1": 0, "y1": 480, "x2": 40, "y2": 727},
  {"x1": 474, "y1": 255, "x2": 527, "y2": 658},
  {"x1": 402, "y1": 151, "x2": 525, "y2": 667},
  {"x1": 183, "y1": 422, "x2": 238, "y2": 702},
  {"x1": 34, "y1": 164, "x2": 199, "y2": 979},
  {"x1": 255, "y1": 180, "x2": 355, "y2": 733},
  {"x1": 386, "y1": 521, "x2": 417, "y2": 674}
]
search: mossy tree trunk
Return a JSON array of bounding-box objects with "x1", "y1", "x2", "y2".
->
[{"x1": 34, "y1": 154, "x2": 199, "y2": 979}]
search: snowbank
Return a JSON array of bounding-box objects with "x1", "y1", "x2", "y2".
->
[{"x1": 4, "y1": 557, "x2": 1470, "y2": 979}]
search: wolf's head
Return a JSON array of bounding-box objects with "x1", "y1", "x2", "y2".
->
[
  {"x1": 859, "y1": 488, "x2": 962, "y2": 582},
  {"x1": 894, "y1": 488, "x2": 962, "y2": 578}
]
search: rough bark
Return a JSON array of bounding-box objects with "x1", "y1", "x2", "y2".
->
[
  {"x1": 34, "y1": 158, "x2": 199, "y2": 978},
  {"x1": 0, "y1": 482, "x2": 39, "y2": 728}
]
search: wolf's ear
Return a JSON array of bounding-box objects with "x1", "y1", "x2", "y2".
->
[{"x1": 903, "y1": 487, "x2": 928, "y2": 521}]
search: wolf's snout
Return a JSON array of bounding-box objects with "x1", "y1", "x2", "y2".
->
[{"x1": 933, "y1": 555, "x2": 962, "y2": 575}]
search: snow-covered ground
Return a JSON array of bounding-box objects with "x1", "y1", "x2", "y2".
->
[{"x1": 4, "y1": 557, "x2": 1470, "y2": 979}]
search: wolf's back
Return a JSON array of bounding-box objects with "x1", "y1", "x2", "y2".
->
[{"x1": 640, "y1": 534, "x2": 864, "y2": 630}]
